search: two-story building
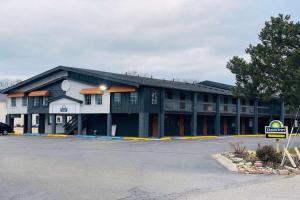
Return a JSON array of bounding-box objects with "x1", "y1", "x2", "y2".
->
[{"x1": 0, "y1": 66, "x2": 293, "y2": 137}]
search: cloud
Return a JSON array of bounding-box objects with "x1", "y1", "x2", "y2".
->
[{"x1": 0, "y1": 0, "x2": 299, "y2": 84}]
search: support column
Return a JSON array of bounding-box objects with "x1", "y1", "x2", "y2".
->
[
  {"x1": 77, "y1": 114, "x2": 82, "y2": 135},
  {"x1": 280, "y1": 101, "x2": 285, "y2": 123},
  {"x1": 23, "y1": 114, "x2": 28, "y2": 134},
  {"x1": 27, "y1": 113, "x2": 32, "y2": 134},
  {"x1": 139, "y1": 113, "x2": 149, "y2": 137},
  {"x1": 6, "y1": 114, "x2": 13, "y2": 130},
  {"x1": 235, "y1": 97, "x2": 241, "y2": 135},
  {"x1": 223, "y1": 117, "x2": 228, "y2": 135},
  {"x1": 51, "y1": 114, "x2": 56, "y2": 134},
  {"x1": 192, "y1": 92, "x2": 197, "y2": 136},
  {"x1": 179, "y1": 116, "x2": 185, "y2": 136},
  {"x1": 38, "y1": 114, "x2": 46, "y2": 134},
  {"x1": 203, "y1": 116, "x2": 208, "y2": 135},
  {"x1": 214, "y1": 95, "x2": 221, "y2": 135},
  {"x1": 253, "y1": 99, "x2": 259, "y2": 134},
  {"x1": 158, "y1": 89, "x2": 165, "y2": 138},
  {"x1": 107, "y1": 113, "x2": 112, "y2": 136}
]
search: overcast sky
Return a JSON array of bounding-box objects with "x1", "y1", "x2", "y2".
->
[{"x1": 0, "y1": 0, "x2": 299, "y2": 84}]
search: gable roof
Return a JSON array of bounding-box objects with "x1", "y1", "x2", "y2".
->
[
  {"x1": 48, "y1": 95, "x2": 83, "y2": 104},
  {"x1": 1, "y1": 66, "x2": 233, "y2": 96}
]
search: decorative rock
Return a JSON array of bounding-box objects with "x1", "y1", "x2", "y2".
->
[
  {"x1": 232, "y1": 158, "x2": 243, "y2": 163},
  {"x1": 254, "y1": 161, "x2": 263, "y2": 167},
  {"x1": 245, "y1": 162, "x2": 253, "y2": 167},
  {"x1": 279, "y1": 169, "x2": 289, "y2": 176},
  {"x1": 284, "y1": 166, "x2": 300, "y2": 174}
]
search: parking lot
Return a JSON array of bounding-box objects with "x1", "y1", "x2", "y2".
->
[{"x1": 0, "y1": 135, "x2": 299, "y2": 200}]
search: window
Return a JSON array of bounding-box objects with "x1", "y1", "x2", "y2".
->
[
  {"x1": 232, "y1": 98, "x2": 237, "y2": 104},
  {"x1": 113, "y1": 93, "x2": 121, "y2": 105},
  {"x1": 203, "y1": 95, "x2": 209, "y2": 102},
  {"x1": 224, "y1": 97, "x2": 228, "y2": 104},
  {"x1": 84, "y1": 94, "x2": 92, "y2": 105},
  {"x1": 180, "y1": 93, "x2": 186, "y2": 101},
  {"x1": 129, "y1": 92, "x2": 138, "y2": 104},
  {"x1": 213, "y1": 96, "x2": 217, "y2": 103},
  {"x1": 242, "y1": 99, "x2": 246, "y2": 105},
  {"x1": 56, "y1": 116, "x2": 62, "y2": 124},
  {"x1": 33, "y1": 97, "x2": 40, "y2": 107},
  {"x1": 151, "y1": 90, "x2": 159, "y2": 105},
  {"x1": 95, "y1": 94, "x2": 103, "y2": 105},
  {"x1": 43, "y1": 97, "x2": 48, "y2": 107},
  {"x1": 11, "y1": 97, "x2": 16, "y2": 107},
  {"x1": 165, "y1": 91, "x2": 173, "y2": 99},
  {"x1": 22, "y1": 97, "x2": 27, "y2": 106},
  {"x1": 36, "y1": 115, "x2": 39, "y2": 125}
]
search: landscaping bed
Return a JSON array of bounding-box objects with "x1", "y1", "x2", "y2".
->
[{"x1": 214, "y1": 142, "x2": 300, "y2": 176}]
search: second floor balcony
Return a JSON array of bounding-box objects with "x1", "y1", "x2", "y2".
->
[{"x1": 164, "y1": 99, "x2": 274, "y2": 115}]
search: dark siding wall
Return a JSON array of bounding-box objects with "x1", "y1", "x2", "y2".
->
[
  {"x1": 85, "y1": 114, "x2": 107, "y2": 135},
  {"x1": 111, "y1": 92, "x2": 140, "y2": 113},
  {"x1": 28, "y1": 81, "x2": 65, "y2": 113},
  {"x1": 112, "y1": 114, "x2": 139, "y2": 137}
]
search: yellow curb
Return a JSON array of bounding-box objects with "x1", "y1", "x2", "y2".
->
[
  {"x1": 47, "y1": 134, "x2": 68, "y2": 138},
  {"x1": 123, "y1": 137, "x2": 152, "y2": 141},
  {"x1": 290, "y1": 134, "x2": 300, "y2": 137},
  {"x1": 233, "y1": 134, "x2": 264, "y2": 138},
  {"x1": 181, "y1": 136, "x2": 218, "y2": 140}
]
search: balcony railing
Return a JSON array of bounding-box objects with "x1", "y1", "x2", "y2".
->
[
  {"x1": 164, "y1": 100, "x2": 272, "y2": 115},
  {"x1": 258, "y1": 106, "x2": 270, "y2": 115},
  {"x1": 198, "y1": 103, "x2": 216, "y2": 112},
  {"x1": 164, "y1": 99, "x2": 193, "y2": 112},
  {"x1": 220, "y1": 104, "x2": 236, "y2": 114}
]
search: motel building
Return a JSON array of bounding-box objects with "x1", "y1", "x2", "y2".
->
[{"x1": 0, "y1": 66, "x2": 295, "y2": 137}]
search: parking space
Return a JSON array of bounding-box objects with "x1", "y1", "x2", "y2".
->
[{"x1": 0, "y1": 136, "x2": 299, "y2": 200}]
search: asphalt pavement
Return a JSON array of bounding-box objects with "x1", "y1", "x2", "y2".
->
[{"x1": 0, "y1": 135, "x2": 299, "y2": 200}]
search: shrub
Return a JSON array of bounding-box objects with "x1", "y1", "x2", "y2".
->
[
  {"x1": 245, "y1": 152, "x2": 257, "y2": 163},
  {"x1": 256, "y1": 145, "x2": 282, "y2": 165},
  {"x1": 230, "y1": 142, "x2": 248, "y2": 158}
]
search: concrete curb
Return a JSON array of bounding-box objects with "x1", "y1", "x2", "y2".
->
[
  {"x1": 233, "y1": 134, "x2": 264, "y2": 138},
  {"x1": 212, "y1": 153, "x2": 238, "y2": 172}
]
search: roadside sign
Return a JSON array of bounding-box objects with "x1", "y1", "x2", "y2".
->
[{"x1": 265, "y1": 120, "x2": 288, "y2": 139}]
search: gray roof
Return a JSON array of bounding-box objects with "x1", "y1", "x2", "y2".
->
[
  {"x1": 62, "y1": 66, "x2": 232, "y2": 95},
  {"x1": 200, "y1": 80, "x2": 234, "y2": 91},
  {"x1": 1, "y1": 66, "x2": 233, "y2": 96}
]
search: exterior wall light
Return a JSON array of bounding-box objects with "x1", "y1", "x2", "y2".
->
[{"x1": 99, "y1": 85, "x2": 108, "y2": 91}]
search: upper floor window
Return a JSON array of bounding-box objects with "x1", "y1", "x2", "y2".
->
[
  {"x1": 95, "y1": 94, "x2": 103, "y2": 105},
  {"x1": 113, "y1": 93, "x2": 121, "y2": 105},
  {"x1": 43, "y1": 97, "x2": 48, "y2": 107},
  {"x1": 151, "y1": 90, "x2": 159, "y2": 105},
  {"x1": 11, "y1": 97, "x2": 16, "y2": 107},
  {"x1": 22, "y1": 97, "x2": 27, "y2": 106},
  {"x1": 203, "y1": 95, "x2": 209, "y2": 102},
  {"x1": 129, "y1": 92, "x2": 138, "y2": 104},
  {"x1": 165, "y1": 91, "x2": 173, "y2": 99},
  {"x1": 223, "y1": 97, "x2": 228, "y2": 104},
  {"x1": 180, "y1": 93, "x2": 186, "y2": 101},
  {"x1": 84, "y1": 94, "x2": 92, "y2": 105},
  {"x1": 33, "y1": 97, "x2": 40, "y2": 107}
]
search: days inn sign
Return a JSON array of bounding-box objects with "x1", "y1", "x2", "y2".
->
[{"x1": 265, "y1": 120, "x2": 288, "y2": 139}]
